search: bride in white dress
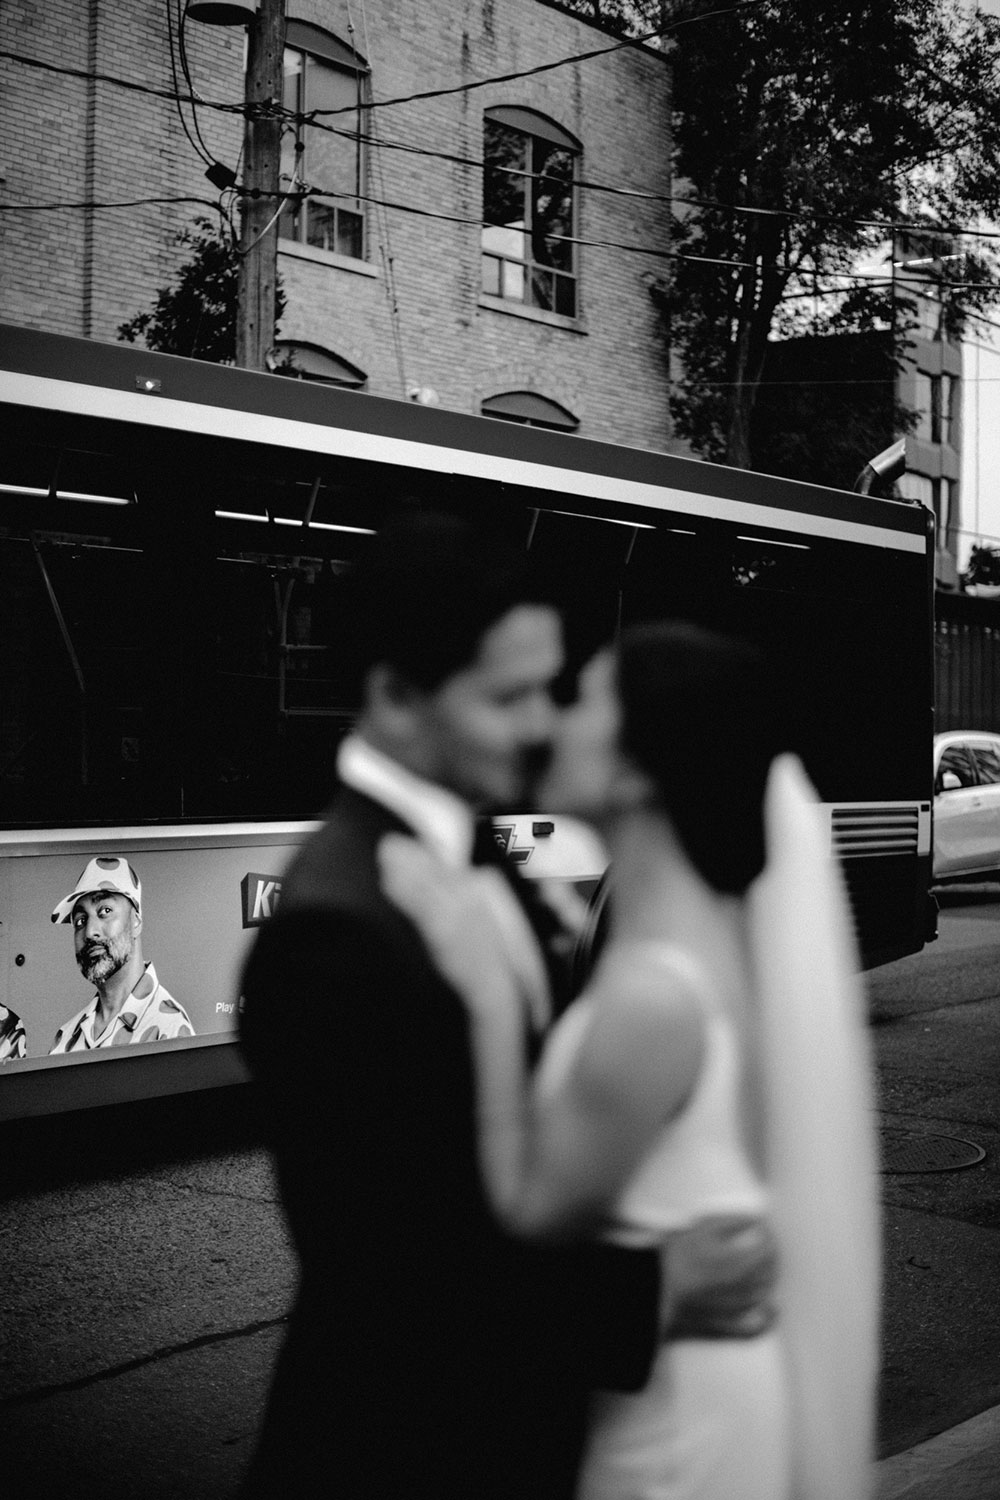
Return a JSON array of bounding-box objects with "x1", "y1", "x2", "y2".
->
[{"x1": 380, "y1": 622, "x2": 880, "y2": 1500}]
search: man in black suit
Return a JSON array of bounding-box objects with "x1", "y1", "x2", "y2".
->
[{"x1": 239, "y1": 513, "x2": 776, "y2": 1499}]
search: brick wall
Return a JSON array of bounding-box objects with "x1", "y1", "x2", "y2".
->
[{"x1": 2, "y1": 0, "x2": 677, "y2": 451}]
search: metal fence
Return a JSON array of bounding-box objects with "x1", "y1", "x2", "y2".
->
[{"x1": 935, "y1": 591, "x2": 1000, "y2": 732}]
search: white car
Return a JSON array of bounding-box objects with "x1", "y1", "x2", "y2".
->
[{"x1": 933, "y1": 731, "x2": 1000, "y2": 882}]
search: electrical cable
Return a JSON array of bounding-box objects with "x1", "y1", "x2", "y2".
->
[
  {"x1": 237, "y1": 144, "x2": 304, "y2": 257},
  {"x1": 7, "y1": 44, "x2": 1000, "y2": 250},
  {"x1": 165, "y1": 0, "x2": 214, "y2": 166},
  {"x1": 177, "y1": 0, "x2": 221, "y2": 166},
  {"x1": 299, "y1": 0, "x2": 767, "y2": 122},
  {"x1": 9, "y1": 179, "x2": 1000, "y2": 297}
]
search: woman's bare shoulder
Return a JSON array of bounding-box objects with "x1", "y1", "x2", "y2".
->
[{"x1": 569, "y1": 943, "x2": 708, "y2": 1119}]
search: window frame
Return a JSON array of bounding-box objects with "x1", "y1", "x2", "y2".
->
[
  {"x1": 481, "y1": 106, "x2": 581, "y2": 320},
  {"x1": 279, "y1": 21, "x2": 370, "y2": 264}
]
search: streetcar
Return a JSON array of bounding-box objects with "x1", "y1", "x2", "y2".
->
[{"x1": 0, "y1": 324, "x2": 936, "y2": 1118}]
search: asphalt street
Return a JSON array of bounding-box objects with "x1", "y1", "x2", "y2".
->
[{"x1": 0, "y1": 892, "x2": 997, "y2": 1499}]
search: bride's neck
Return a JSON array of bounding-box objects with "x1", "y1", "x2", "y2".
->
[{"x1": 606, "y1": 806, "x2": 746, "y2": 968}]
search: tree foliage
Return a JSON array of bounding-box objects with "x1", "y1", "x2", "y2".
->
[
  {"x1": 118, "y1": 218, "x2": 284, "y2": 363},
  {"x1": 554, "y1": 0, "x2": 1000, "y2": 470},
  {"x1": 963, "y1": 545, "x2": 1000, "y2": 589}
]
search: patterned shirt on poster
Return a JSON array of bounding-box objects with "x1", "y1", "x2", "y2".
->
[{"x1": 49, "y1": 965, "x2": 194, "y2": 1053}]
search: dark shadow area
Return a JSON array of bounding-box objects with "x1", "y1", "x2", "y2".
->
[{"x1": 0, "y1": 1082, "x2": 266, "y2": 1198}]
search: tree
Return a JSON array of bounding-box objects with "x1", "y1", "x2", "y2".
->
[
  {"x1": 963, "y1": 544, "x2": 1000, "y2": 591},
  {"x1": 118, "y1": 218, "x2": 284, "y2": 363},
  {"x1": 555, "y1": 0, "x2": 1000, "y2": 468}
]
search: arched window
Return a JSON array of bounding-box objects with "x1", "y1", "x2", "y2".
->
[
  {"x1": 279, "y1": 21, "x2": 369, "y2": 260},
  {"x1": 482, "y1": 107, "x2": 580, "y2": 318},
  {"x1": 481, "y1": 391, "x2": 579, "y2": 431},
  {"x1": 267, "y1": 341, "x2": 367, "y2": 388}
]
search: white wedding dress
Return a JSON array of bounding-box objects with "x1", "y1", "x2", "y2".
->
[
  {"x1": 538, "y1": 947, "x2": 792, "y2": 1500},
  {"x1": 536, "y1": 755, "x2": 880, "y2": 1500}
]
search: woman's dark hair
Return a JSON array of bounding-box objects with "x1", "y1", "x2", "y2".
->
[{"x1": 616, "y1": 621, "x2": 781, "y2": 895}]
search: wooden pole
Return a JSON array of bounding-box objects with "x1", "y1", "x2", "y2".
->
[{"x1": 236, "y1": 0, "x2": 285, "y2": 370}]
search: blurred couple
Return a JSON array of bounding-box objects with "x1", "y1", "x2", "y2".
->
[{"x1": 239, "y1": 512, "x2": 880, "y2": 1500}]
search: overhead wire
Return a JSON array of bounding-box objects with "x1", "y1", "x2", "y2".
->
[
  {"x1": 8, "y1": 180, "x2": 1000, "y2": 296},
  {"x1": 164, "y1": 1, "x2": 216, "y2": 166},
  {"x1": 295, "y1": 0, "x2": 767, "y2": 124},
  {"x1": 6, "y1": 43, "x2": 1000, "y2": 251},
  {"x1": 176, "y1": 0, "x2": 220, "y2": 167}
]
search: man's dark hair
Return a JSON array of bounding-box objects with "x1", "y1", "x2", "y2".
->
[
  {"x1": 346, "y1": 510, "x2": 548, "y2": 692},
  {"x1": 617, "y1": 621, "x2": 782, "y2": 895}
]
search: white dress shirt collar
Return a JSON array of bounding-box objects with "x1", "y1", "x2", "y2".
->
[{"x1": 337, "y1": 733, "x2": 475, "y2": 869}]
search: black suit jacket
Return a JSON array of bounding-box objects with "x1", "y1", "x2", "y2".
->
[{"x1": 239, "y1": 785, "x2": 659, "y2": 1499}]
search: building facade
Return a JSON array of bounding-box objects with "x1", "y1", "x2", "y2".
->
[
  {"x1": 893, "y1": 251, "x2": 964, "y2": 590},
  {"x1": 1, "y1": 0, "x2": 677, "y2": 451}
]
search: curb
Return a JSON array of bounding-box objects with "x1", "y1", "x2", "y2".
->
[{"x1": 875, "y1": 1404, "x2": 1000, "y2": 1499}]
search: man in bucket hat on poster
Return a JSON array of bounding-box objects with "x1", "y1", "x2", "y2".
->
[{"x1": 49, "y1": 856, "x2": 195, "y2": 1052}]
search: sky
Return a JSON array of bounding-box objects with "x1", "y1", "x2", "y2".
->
[{"x1": 961, "y1": 0, "x2": 1000, "y2": 563}]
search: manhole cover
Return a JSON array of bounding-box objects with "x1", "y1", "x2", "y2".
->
[{"x1": 879, "y1": 1128, "x2": 986, "y2": 1174}]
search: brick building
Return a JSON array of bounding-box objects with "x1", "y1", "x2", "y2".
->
[{"x1": 1, "y1": 0, "x2": 677, "y2": 452}]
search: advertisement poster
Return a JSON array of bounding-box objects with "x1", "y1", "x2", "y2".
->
[
  {"x1": 0, "y1": 824, "x2": 317, "y2": 1116},
  {"x1": 0, "y1": 815, "x2": 607, "y2": 1119}
]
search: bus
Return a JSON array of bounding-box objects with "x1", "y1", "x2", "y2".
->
[{"x1": 0, "y1": 324, "x2": 936, "y2": 1120}]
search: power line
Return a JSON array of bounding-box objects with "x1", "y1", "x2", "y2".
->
[
  {"x1": 8, "y1": 181, "x2": 1000, "y2": 295},
  {"x1": 165, "y1": 0, "x2": 214, "y2": 168},
  {"x1": 297, "y1": 0, "x2": 767, "y2": 122},
  {"x1": 6, "y1": 42, "x2": 1000, "y2": 251},
  {"x1": 0, "y1": 194, "x2": 230, "y2": 219}
]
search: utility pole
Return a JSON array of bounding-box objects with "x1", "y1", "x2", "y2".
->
[{"x1": 236, "y1": 0, "x2": 285, "y2": 370}]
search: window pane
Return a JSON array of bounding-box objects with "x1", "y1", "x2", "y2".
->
[
  {"x1": 937, "y1": 745, "x2": 975, "y2": 790},
  {"x1": 282, "y1": 50, "x2": 303, "y2": 112},
  {"x1": 553, "y1": 272, "x2": 576, "y2": 318},
  {"x1": 914, "y1": 372, "x2": 933, "y2": 441},
  {"x1": 501, "y1": 258, "x2": 526, "y2": 301},
  {"x1": 483, "y1": 120, "x2": 528, "y2": 232},
  {"x1": 305, "y1": 200, "x2": 339, "y2": 252},
  {"x1": 336, "y1": 209, "x2": 363, "y2": 259},
  {"x1": 529, "y1": 266, "x2": 555, "y2": 310},
  {"x1": 482, "y1": 255, "x2": 501, "y2": 296},
  {"x1": 306, "y1": 54, "x2": 357, "y2": 113},
  {"x1": 482, "y1": 222, "x2": 527, "y2": 262},
  {"x1": 972, "y1": 746, "x2": 1000, "y2": 784},
  {"x1": 531, "y1": 143, "x2": 574, "y2": 272}
]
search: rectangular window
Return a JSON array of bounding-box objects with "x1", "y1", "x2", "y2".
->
[
  {"x1": 280, "y1": 46, "x2": 366, "y2": 259},
  {"x1": 482, "y1": 117, "x2": 577, "y2": 318},
  {"x1": 914, "y1": 371, "x2": 934, "y2": 442}
]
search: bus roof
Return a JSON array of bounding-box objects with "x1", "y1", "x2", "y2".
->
[{"x1": 0, "y1": 323, "x2": 930, "y2": 554}]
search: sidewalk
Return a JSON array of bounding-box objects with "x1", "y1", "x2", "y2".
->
[{"x1": 876, "y1": 1404, "x2": 1000, "y2": 1499}]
